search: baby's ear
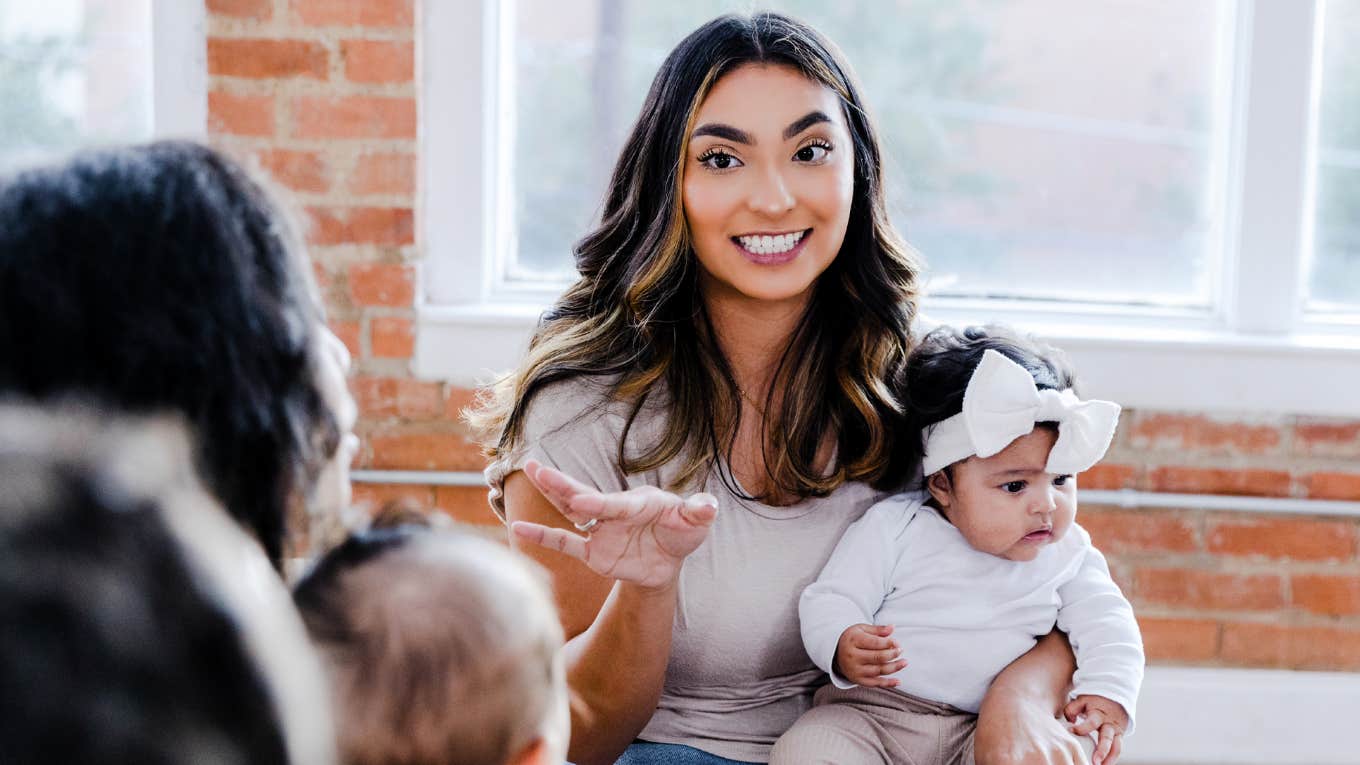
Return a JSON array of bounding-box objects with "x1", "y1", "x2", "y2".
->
[
  {"x1": 926, "y1": 469, "x2": 954, "y2": 509},
  {"x1": 507, "y1": 736, "x2": 549, "y2": 765}
]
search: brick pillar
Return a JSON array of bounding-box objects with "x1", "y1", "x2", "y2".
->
[{"x1": 205, "y1": 0, "x2": 497, "y2": 550}]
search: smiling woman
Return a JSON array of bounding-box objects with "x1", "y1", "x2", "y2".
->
[
  {"x1": 684, "y1": 65, "x2": 853, "y2": 305},
  {"x1": 467, "y1": 12, "x2": 1090, "y2": 765}
]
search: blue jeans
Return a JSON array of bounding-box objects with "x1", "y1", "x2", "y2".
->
[{"x1": 614, "y1": 741, "x2": 763, "y2": 765}]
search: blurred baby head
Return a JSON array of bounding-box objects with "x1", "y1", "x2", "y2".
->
[
  {"x1": 0, "y1": 405, "x2": 335, "y2": 764},
  {"x1": 293, "y1": 522, "x2": 568, "y2": 765}
]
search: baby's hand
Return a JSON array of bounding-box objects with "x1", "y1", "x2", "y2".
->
[
  {"x1": 833, "y1": 624, "x2": 907, "y2": 688},
  {"x1": 1064, "y1": 694, "x2": 1129, "y2": 765}
]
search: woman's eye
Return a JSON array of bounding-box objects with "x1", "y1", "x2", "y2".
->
[
  {"x1": 794, "y1": 144, "x2": 829, "y2": 162},
  {"x1": 1054, "y1": 475, "x2": 1072, "y2": 487},
  {"x1": 1002, "y1": 481, "x2": 1026, "y2": 494},
  {"x1": 700, "y1": 151, "x2": 742, "y2": 170}
]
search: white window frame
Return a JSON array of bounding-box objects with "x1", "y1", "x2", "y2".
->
[
  {"x1": 417, "y1": 0, "x2": 1360, "y2": 417},
  {"x1": 151, "y1": 0, "x2": 207, "y2": 139}
]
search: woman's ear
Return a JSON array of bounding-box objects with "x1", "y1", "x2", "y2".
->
[{"x1": 926, "y1": 468, "x2": 954, "y2": 510}]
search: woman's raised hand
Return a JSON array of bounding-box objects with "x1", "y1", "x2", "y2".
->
[{"x1": 510, "y1": 460, "x2": 718, "y2": 588}]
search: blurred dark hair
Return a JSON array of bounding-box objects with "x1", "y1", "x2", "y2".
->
[
  {"x1": 0, "y1": 140, "x2": 339, "y2": 567},
  {"x1": 902, "y1": 324, "x2": 1078, "y2": 471},
  {"x1": 0, "y1": 408, "x2": 292, "y2": 764}
]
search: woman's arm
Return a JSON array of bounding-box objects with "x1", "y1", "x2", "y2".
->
[
  {"x1": 975, "y1": 630, "x2": 1086, "y2": 765},
  {"x1": 504, "y1": 463, "x2": 717, "y2": 765}
]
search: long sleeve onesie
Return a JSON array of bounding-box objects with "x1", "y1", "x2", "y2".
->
[{"x1": 799, "y1": 491, "x2": 1144, "y2": 729}]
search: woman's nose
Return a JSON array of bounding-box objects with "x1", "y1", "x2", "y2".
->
[{"x1": 746, "y1": 166, "x2": 795, "y2": 216}]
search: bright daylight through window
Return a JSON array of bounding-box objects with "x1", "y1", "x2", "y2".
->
[
  {"x1": 508, "y1": 0, "x2": 1229, "y2": 312},
  {"x1": 0, "y1": 0, "x2": 154, "y2": 171}
]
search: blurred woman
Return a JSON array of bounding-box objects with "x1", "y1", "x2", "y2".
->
[{"x1": 0, "y1": 140, "x2": 359, "y2": 568}]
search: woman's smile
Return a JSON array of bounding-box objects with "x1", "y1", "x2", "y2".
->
[{"x1": 731, "y1": 227, "x2": 812, "y2": 264}]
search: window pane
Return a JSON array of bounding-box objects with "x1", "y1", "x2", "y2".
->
[
  {"x1": 0, "y1": 0, "x2": 153, "y2": 171},
  {"x1": 1310, "y1": 0, "x2": 1360, "y2": 315},
  {"x1": 511, "y1": 0, "x2": 1226, "y2": 308}
]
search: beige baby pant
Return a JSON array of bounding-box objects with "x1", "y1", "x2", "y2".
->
[{"x1": 770, "y1": 685, "x2": 977, "y2": 765}]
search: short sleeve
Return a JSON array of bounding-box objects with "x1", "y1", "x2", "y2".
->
[{"x1": 484, "y1": 377, "x2": 633, "y2": 521}]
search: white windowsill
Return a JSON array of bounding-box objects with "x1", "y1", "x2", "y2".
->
[{"x1": 415, "y1": 301, "x2": 1360, "y2": 417}]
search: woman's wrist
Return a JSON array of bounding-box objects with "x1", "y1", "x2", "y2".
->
[{"x1": 618, "y1": 575, "x2": 680, "y2": 600}]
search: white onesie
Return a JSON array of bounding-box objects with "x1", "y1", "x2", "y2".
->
[{"x1": 799, "y1": 491, "x2": 1144, "y2": 729}]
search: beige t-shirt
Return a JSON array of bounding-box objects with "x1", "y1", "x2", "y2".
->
[{"x1": 487, "y1": 376, "x2": 892, "y2": 762}]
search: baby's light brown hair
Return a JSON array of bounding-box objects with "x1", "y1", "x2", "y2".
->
[{"x1": 293, "y1": 520, "x2": 566, "y2": 765}]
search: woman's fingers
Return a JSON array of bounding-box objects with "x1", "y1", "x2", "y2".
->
[
  {"x1": 522, "y1": 460, "x2": 592, "y2": 514},
  {"x1": 569, "y1": 484, "x2": 665, "y2": 520},
  {"x1": 677, "y1": 493, "x2": 719, "y2": 527},
  {"x1": 510, "y1": 521, "x2": 587, "y2": 561}
]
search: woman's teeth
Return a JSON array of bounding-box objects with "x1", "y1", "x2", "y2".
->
[{"x1": 737, "y1": 230, "x2": 805, "y2": 255}]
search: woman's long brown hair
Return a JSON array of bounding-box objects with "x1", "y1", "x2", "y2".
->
[{"x1": 469, "y1": 12, "x2": 922, "y2": 501}]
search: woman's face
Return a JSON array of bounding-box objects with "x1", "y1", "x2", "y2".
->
[
  {"x1": 682, "y1": 63, "x2": 855, "y2": 305},
  {"x1": 311, "y1": 325, "x2": 359, "y2": 513}
]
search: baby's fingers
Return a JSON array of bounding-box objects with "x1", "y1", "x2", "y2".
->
[
  {"x1": 511, "y1": 521, "x2": 587, "y2": 561},
  {"x1": 1071, "y1": 708, "x2": 1106, "y2": 737},
  {"x1": 1103, "y1": 732, "x2": 1123, "y2": 765},
  {"x1": 1092, "y1": 723, "x2": 1119, "y2": 765},
  {"x1": 850, "y1": 625, "x2": 897, "y2": 652},
  {"x1": 857, "y1": 674, "x2": 901, "y2": 689}
]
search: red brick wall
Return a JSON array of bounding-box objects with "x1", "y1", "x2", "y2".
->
[
  {"x1": 205, "y1": 1, "x2": 1360, "y2": 671},
  {"x1": 207, "y1": 0, "x2": 487, "y2": 527}
]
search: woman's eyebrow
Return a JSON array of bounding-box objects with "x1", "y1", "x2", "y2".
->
[
  {"x1": 691, "y1": 123, "x2": 752, "y2": 144},
  {"x1": 783, "y1": 110, "x2": 831, "y2": 140},
  {"x1": 690, "y1": 110, "x2": 832, "y2": 145}
]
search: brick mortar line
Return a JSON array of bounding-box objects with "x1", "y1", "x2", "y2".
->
[
  {"x1": 1136, "y1": 606, "x2": 1360, "y2": 628},
  {"x1": 208, "y1": 77, "x2": 417, "y2": 98},
  {"x1": 213, "y1": 137, "x2": 418, "y2": 154},
  {"x1": 1109, "y1": 555, "x2": 1360, "y2": 575},
  {"x1": 290, "y1": 192, "x2": 417, "y2": 206},
  {"x1": 206, "y1": 21, "x2": 415, "y2": 41},
  {"x1": 1103, "y1": 448, "x2": 1360, "y2": 473},
  {"x1": 310, "y1": 243, "x2": 419, "y2": 258}
]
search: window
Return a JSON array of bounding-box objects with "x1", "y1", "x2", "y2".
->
[
  {"x1": 419, "y1": 0, "x2": 1360, "y2": 416},
  {"x1": 1310, "y1": 0, "x2": 1360, "y2": 316},
  {"x1": 0, "y1": 0, "x2": 203, "y2": 170},
  {"x1": 508, "y1": 0, "x2": 1230, "y2": 311}
]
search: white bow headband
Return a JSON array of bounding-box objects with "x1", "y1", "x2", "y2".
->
[{"x1": 921, "y1": 349, "x2": 1121, "y2": 477}]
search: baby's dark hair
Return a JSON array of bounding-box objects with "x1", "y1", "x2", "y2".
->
[
  {"x1": 293, "y1": 521, "x2": 565, "y2": 765},
  {"x1": 902, "y1": 325, "x2": 1078, "y2": 468}
]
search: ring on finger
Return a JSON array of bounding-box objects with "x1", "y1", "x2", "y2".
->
[{"x1": 573, "y1": 518, "x2": 600, "y2": 533}]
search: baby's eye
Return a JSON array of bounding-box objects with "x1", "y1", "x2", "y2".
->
[
  {"x1": 1001, "y1": 481, "x2": 1027, "y2": 494},
  {"x1": 699, "y1": 150, "x2": 743, "y2": 171},
  {"x1": 1053, "y1": 474, "x2": 1073, "y2": 487}
]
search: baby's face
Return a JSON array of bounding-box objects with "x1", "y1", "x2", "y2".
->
[{"x1": 929, "y1": 427, "x2": 1077, "y2": 562}]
